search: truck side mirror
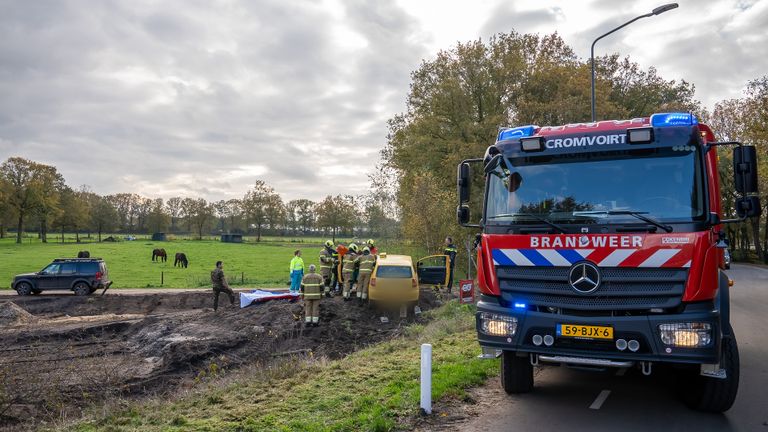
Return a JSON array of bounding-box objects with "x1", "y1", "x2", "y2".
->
[
  {"x1": 735, "y1": 196, "x2": 761, "y2": 219},
  {"x1": 457, "y1": 205, "x2": 470, "y2": 225},
  {"x1": 458, "y1": 163, "x2": 471, "y2": 204},
  {"x1": 733, "y1": 146, "x2": 758, "y2": 194}
]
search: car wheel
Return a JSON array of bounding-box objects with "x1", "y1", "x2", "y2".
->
[
  {"x1": 73, "y1": 282, "x2": 91, "y2": 296},
  {"x1": 16, "y1": 282, "x2": 33, "y2": 296}
]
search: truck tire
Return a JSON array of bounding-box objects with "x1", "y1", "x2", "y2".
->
[
  {"x1": 73, "y1": 282, "x2": 91, "y2": 296},
  {"x1": 16, "y1": 282, "x2": 33, "y2": 296},
  {"x1": 681, "y1": 329, "x2": 739, "y2": 412},
  {"x1": 501, "y1": 350, "x2": 533, "y2": 394}
]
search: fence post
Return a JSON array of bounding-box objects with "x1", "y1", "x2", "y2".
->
[
  {"x1": 420, "y1": 343, "x2": 432, "y2": 414},
  {"x1": 161, "y1": 271, "x2": 164, "y2": 286},
  {"x1": 241, "y1": 272, "x2": 244, "y2": 284}
]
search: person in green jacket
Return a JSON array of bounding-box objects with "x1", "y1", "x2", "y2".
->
[{"x1": 289, "y1": 250, "x2": 305, "y2": 293}]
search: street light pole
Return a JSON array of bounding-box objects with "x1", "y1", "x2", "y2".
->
[{"x1": 590, "y1": 3, "x2": 679, "y2": 122}]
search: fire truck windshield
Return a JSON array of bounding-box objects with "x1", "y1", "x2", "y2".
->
[{"x1": 485, "y1": 146, "x2": 705, "y2": 226}]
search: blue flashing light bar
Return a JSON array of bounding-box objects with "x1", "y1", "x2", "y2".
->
[
  {"x1": 650, "y1": 112, "x2": 698, "y2": 127},
  {"x1": 513, "y1": 302, "x2": 527, "y2": 309},
  {"x1": 497, "y1": 125, "x2": 536, "y2": 141}
]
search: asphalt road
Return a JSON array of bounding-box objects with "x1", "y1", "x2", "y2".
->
[{"x1": 455, "y1": 264, "x2": 768, "y2": 432}]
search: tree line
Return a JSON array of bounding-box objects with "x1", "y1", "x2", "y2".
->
[
  {"x1": 383, "y1": 30, "x2": 768, "y2": 260},
  {"x1": 0, "y1": 164, "x2": 399, "y2": 243}
]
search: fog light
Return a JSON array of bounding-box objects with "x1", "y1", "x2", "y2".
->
[
  {"x1": 543, "y1": 335, "x2": 554, "y2": 346},
  {"x1": 615, "y1": 339, "x2": 627, "y2": 351},
  {"x1": 532, "y1": 335, "x2": 543, "y2": 346},
  {"x1": 659, "y1": 323, "x2": 712, "y2": 348},
  {"x1": 628, "y1": 340, "x2": 640, "y2": 352},
  {"x1": 480, "y1": 313, "x2": 518, "y2": 337}
]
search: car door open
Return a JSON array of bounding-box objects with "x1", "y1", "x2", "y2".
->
[{"x1": 416, "y1": 255, "x2": 449, "y2": 287}]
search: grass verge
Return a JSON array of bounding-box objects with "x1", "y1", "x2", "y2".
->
[{"x1": 68, "y1": 301, "x2": 499, "y2": 432}]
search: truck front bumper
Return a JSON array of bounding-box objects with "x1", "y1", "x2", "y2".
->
[{"x1": 476, "y1": 295, "x2": 721, "y2": 365}]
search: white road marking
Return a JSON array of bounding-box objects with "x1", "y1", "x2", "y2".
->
[
  {"x1": 589, "y1": 390, "x2": 611, "y2": 410},
  {"x1": 616, "y1": 368, "x2": 627, "y2": 376}
]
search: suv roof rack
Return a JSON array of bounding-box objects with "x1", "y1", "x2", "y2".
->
[{"x1": 52, "y1": 258, "x2": 104, "y2": 262}]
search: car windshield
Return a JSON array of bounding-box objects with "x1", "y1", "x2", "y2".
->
[
  {"x1": 485, "y1": 146, "x2": 705, "y2": 225},
  {"x1": 376, "y1": 266, "x2": 413, "y2": 278}
]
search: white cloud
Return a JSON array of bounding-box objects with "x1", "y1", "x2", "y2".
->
[{"x1": 0, "y1": 0, "x2": 765, "y2": 203}]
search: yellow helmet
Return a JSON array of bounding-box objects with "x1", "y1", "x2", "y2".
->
[
  {"x1": 363, "y1": 247, "x2": 370, "y2": 253},
  {"x1": 366, "y1": 239, "x2": 375, "y2": 246},
  {"x1": 349, "y1": 243, "x2": 358, "y2": 252},
  {"x1": 325, "y1": 240, "x2": 334, "y2": 247}
]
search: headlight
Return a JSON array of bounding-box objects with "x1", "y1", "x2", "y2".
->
[
  {"x1": 479, "y1": 313, "x2": 518, "y2": 337},
  {"x1": 658, "y1": 323, "x2": 712, "y2": 348}
]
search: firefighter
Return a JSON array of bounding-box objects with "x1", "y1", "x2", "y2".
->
[
  {"x1": 444, "y1": 237, "x2": 458, "y2": 292},
  {"x1": 366, "y1": 239, "x2": 378, "y2": 255},
  {"x1": 211, "y1": 260, "x2": 236, "y2": 311},
  {"x1": 319, "y1": 240, "x2": 335, "y2": 297},
  {"x1": 341, "y1": 244, "x2": 358, "y2": 301},
  {"x1": 300, "y1": 264, "x2": 324, "y2": 327},
  {"x1": 355, "y1": 247, "x2": 376, "y2": 304},
  {"x1": 289, "y1": 250, "x2": 304, "y2": 293},
  {"x1": 348, "y1": 243, "x2": 359, "y2": 292}
]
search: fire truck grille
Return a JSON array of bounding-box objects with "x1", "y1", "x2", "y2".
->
[{"x1": 497, "y1": 267, "x2": 688, "y2": 311}]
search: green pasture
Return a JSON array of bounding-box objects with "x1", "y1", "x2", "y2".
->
[{"x1": 0, "y1": 235, "x2": 424, "y2": 289}]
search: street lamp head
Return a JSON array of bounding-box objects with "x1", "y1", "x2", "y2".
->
[{"x1": 652, "y1": 3, "x2": 679, "y2": 15}]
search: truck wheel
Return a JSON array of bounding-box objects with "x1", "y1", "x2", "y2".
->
[
  {"x1": 681, "y1": 329, "x2": 739, "y2": 412},
  {"x1": 501, "y1": 350, "x2": 533, "y2": 394},
  {"x1": 73, "y1": 282, "x2": 91, "y2": 296},
  {"x1": 16, "y1": 282, "x2": 33, "y2": 296}
]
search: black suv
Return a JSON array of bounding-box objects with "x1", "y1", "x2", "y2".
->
[{"x1": 11, "y1": 258, "x2": 112, "y2": 296}]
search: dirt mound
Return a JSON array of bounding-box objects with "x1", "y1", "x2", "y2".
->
[
  {"x1": 0, "y1": 289, "x2": 442, "y2": 430},
  {"x1": 0, "y1": 302, "x2": 34, "y2": 325}
]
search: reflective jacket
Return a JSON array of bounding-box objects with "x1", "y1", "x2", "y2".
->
[
  {"x1": 357, "y1": 254, "x2": 376, "y2": 273},
  {"x1": 301, "y1": 272, "x2": 324, "y2": 300},
  {"x1": 342, "y1": 252, "x2": 357, "y2": 273},
  {"x1": 444, "y1": 244, "x2": 457, "y2": 268},
  {"x1": 290, "y1": 256, "x2": 305, "y2": 272}
]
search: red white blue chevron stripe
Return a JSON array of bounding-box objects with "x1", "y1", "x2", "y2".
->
[{"x1": 489, "y1": 234, "x2": 697, "y2": 268}]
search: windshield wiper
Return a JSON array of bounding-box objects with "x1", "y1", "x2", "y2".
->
[
  {"x1": 584, "y1": 210, "x2": 673, "y2": 233},
  {"x1": 489, "y1": 213, "x2": 567, "y2": 234}
]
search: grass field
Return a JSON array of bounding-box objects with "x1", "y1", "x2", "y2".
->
[{"x1": 0, "y1": 235, "x2": 427, "y2": 289}]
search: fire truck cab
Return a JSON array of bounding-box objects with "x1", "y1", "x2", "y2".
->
[{"x1": 457, "y1": 113, "x2": 760, "y2": 412}]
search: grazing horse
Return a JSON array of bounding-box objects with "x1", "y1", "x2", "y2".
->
[
  {"x1": 152, "y1": 248, "x2": 167, "y2": 262},
  {"x1": 174, "y1": 252, "x2": 189, "y2": 268},
  {"x1": 77, "y1": 250, "x2": 90, "y2": 258}
]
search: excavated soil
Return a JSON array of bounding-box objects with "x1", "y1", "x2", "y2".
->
[{"x1": 0, "y1": 289, "x2": 443, "y2": 430}]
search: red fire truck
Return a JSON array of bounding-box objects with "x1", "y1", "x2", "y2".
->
[{"x1": 457, "y1": 112, "x2": 760, "y2": 412}]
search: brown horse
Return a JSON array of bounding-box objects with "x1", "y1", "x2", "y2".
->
[
  {"x1": 152, "y1": 248, "x2": 167, "y2": 262},
  {"x1": 174, "y1": 252, "x2": 188, "y2": 268},
  {"x1": 77, "y1": 250, "x2": 90, "y2": 258}
]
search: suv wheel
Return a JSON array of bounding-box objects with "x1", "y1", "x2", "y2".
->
[
  {"x1": 15, "y1": 282, "x2": 33, "y2": 296},
  {"x1": 73, "y1": 282, "x2": 91, "y2": 296}
]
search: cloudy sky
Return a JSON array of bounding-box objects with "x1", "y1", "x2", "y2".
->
[{"x1": 1, "y1": 0, "x2": 766, "y2": 202}]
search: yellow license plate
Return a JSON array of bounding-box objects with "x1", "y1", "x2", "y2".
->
[{"x1": 557, "y1": 324, "x2": 613, "y2": 340}]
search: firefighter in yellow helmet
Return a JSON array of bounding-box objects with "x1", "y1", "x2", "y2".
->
[
  {"x1": 355, "y1": 246, "x2": 376, "y2": 304},
  {"x1": 319, "y1": 240, "x2": 335, "y2": 297},
  {"x1": 300, "y1": 264, "x2": 324, "y2": 326},
  {"x1": 366, "y1": 239, "x2": 378, "y2": 255},
  {"x1": 342, "y1": 243, "x2": 359, "y2": 301}
]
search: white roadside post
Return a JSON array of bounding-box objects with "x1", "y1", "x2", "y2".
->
[{"x1": 420, "y1": 343, "x2": 432, "y2": 414}]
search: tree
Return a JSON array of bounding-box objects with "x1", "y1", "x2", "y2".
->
[
  {"x1": 264, "y1": 194, "x2": 286, "y2": 234},
  {"x1": 286, "y1": 199, "x2": 315, "y2": 234},
  {"x1": 146, "y1": 198, "x2": 170, "y2": 233},
  {"x1": 0, "y1": 157, "x2": 53, "y2": 243},
  {"x1": 226, "y1": 199, "x2": 243, "y2": 233},
  {"x1": 315, "y1": 195, "x2": 356, "y2": 241},
  {"x1": 32, "y1": 165, "x2": 65, "y2": 243},
  {"x1": 180, "y1": 197, "x2": 197, "y2": 233},
  {"x1": 187, "y1": 198, "x2": 213, "y2": 240},
  {"x1": 90, "y1": 196, "x2": 117, "y2": 242},
  {"x1": 242, "y1": 180, "x2": 279, "y2": 242},
  {"x1": 54, "y1": 186, "x2": 88, "y2": 243},
  {"x1": 213, "y1": 200, "x2": 229, "y2": 232},
  {"x1": 166, "y1": 197, "x2": 183, "y2": 232}
]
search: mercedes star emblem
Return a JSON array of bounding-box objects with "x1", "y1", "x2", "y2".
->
[{"x1": 568, "y1": 262, "x2": 601, "y2": 293}]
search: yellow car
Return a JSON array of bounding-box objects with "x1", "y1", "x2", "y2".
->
[{"x1": 369, "y1": 254, "x2": 451, "y2": 303}]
